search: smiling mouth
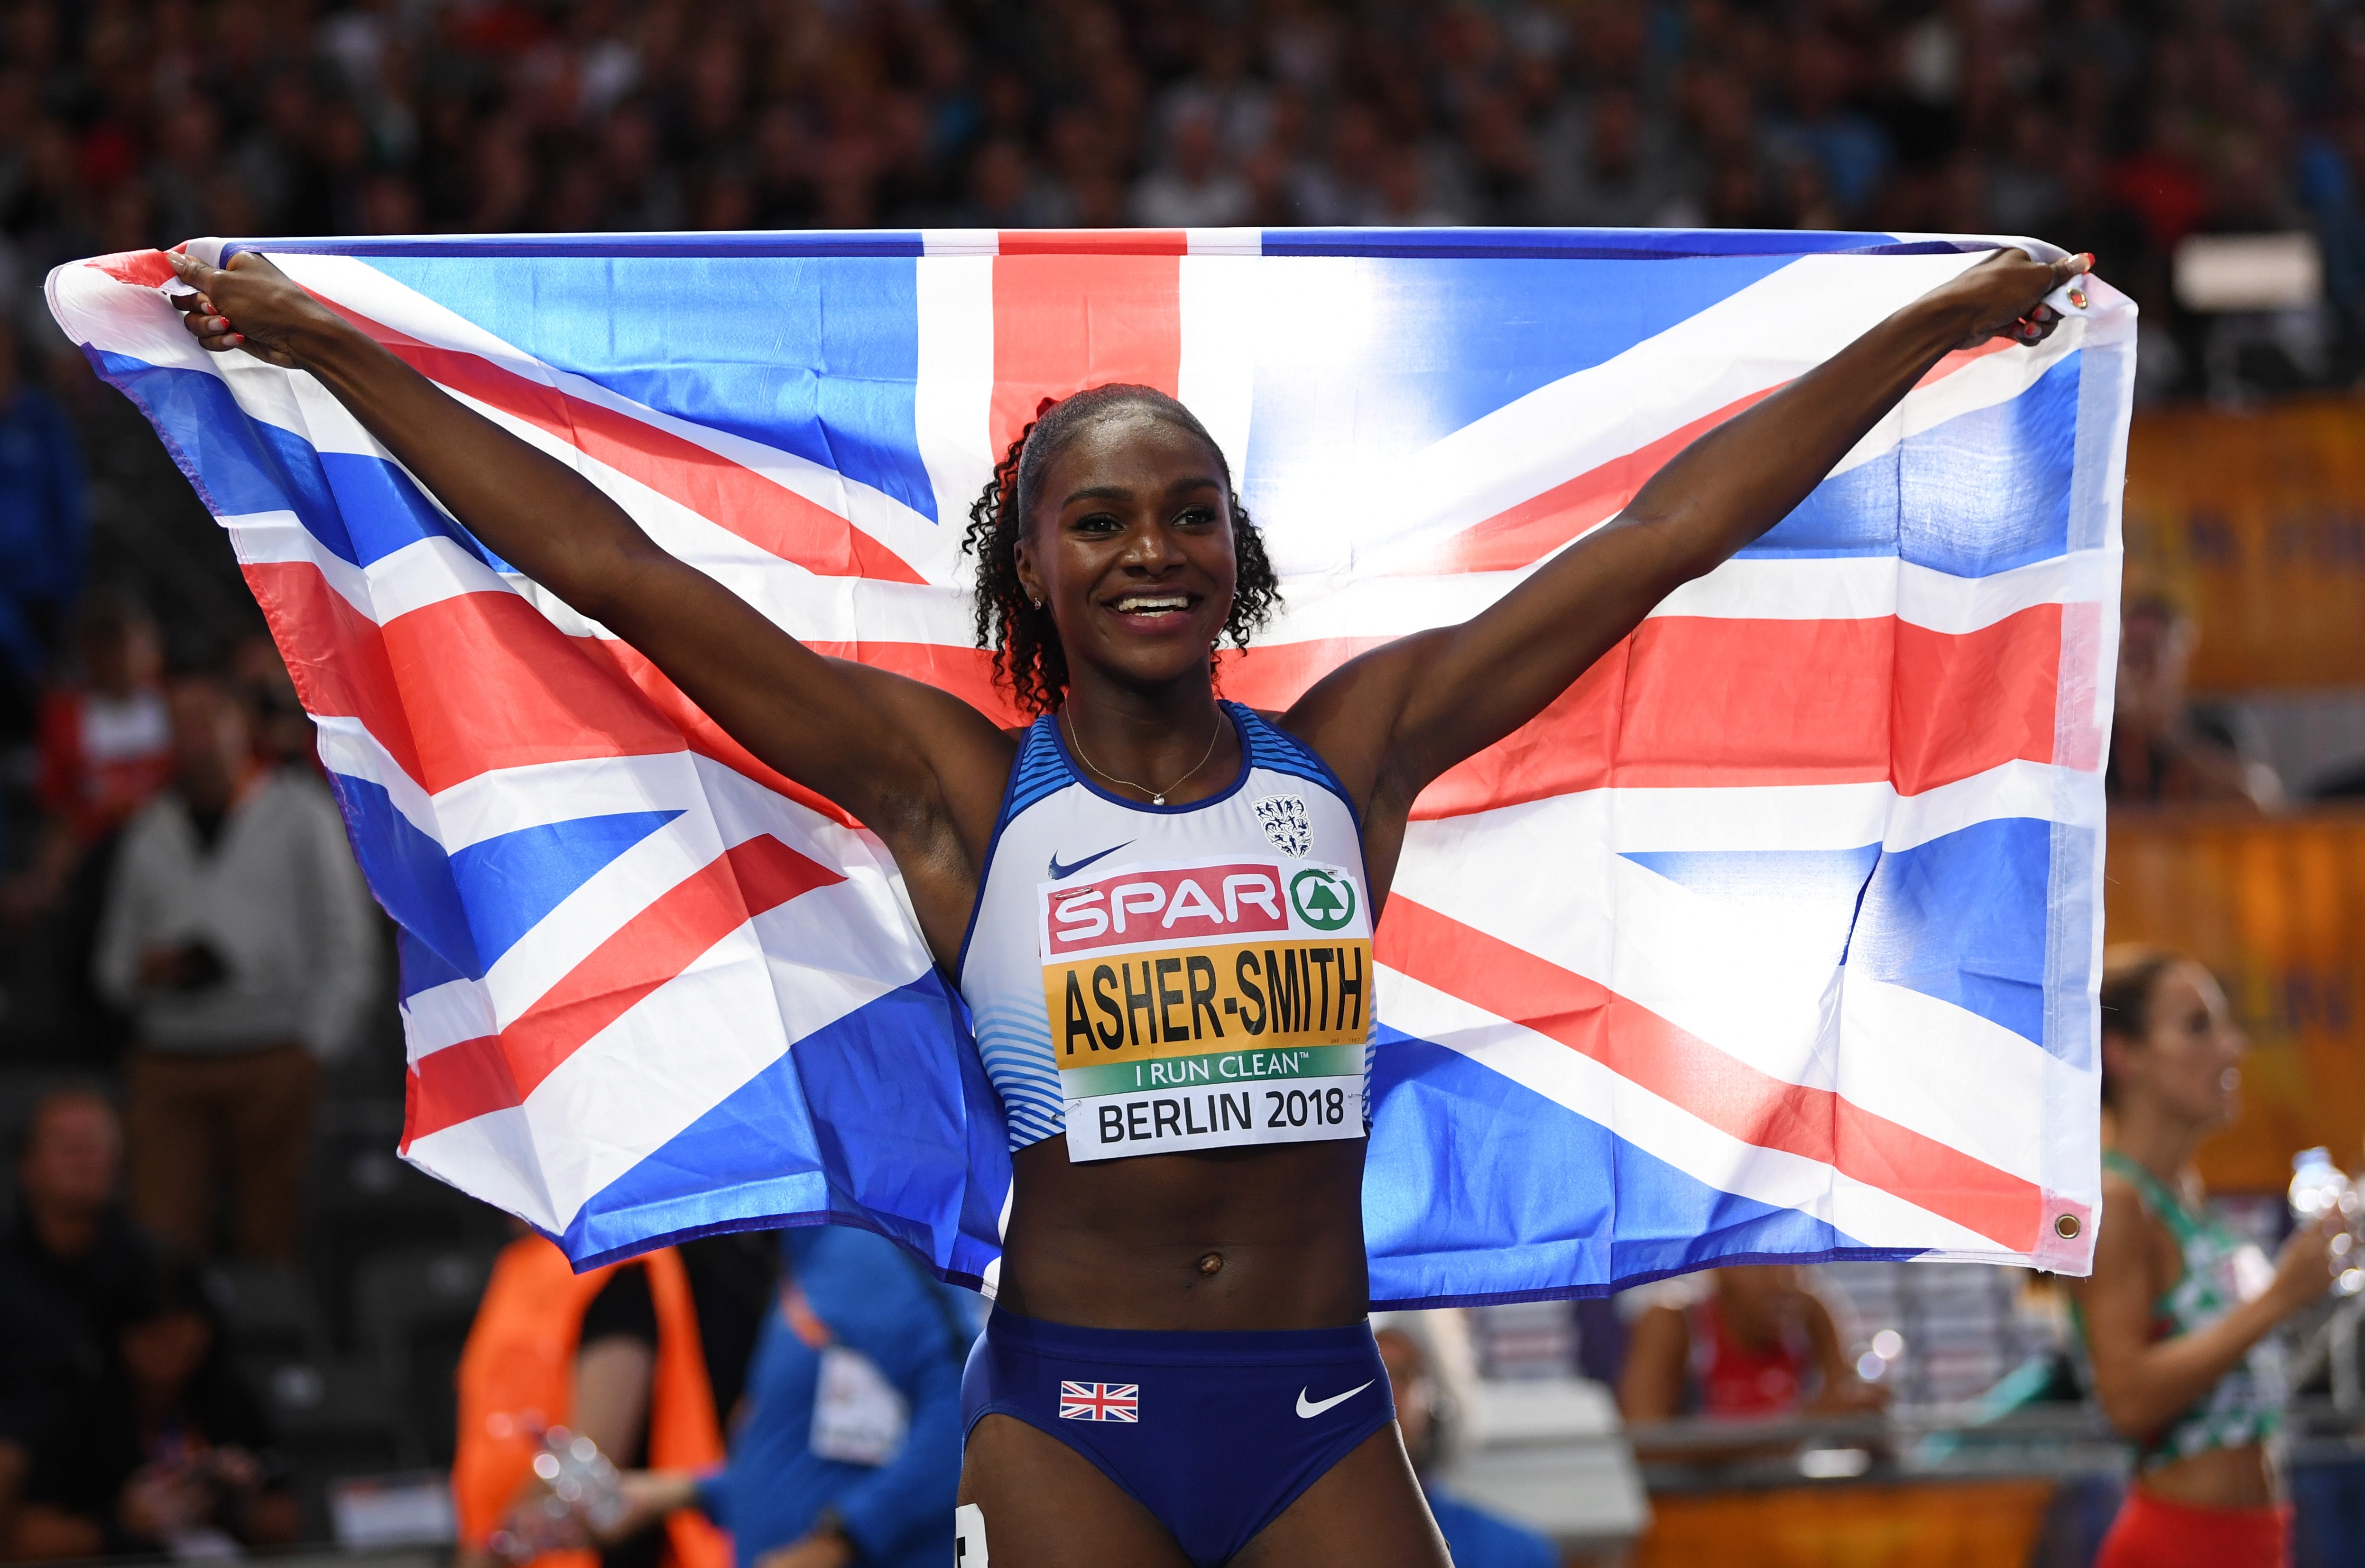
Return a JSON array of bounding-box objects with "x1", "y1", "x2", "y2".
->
[{"x1": 1108, "y1": 592, "x2": 1195, "y2": 619}]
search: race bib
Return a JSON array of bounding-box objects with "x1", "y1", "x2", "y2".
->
[
  {"x1": 810, "y1": 1345, "x2": 908, "y2": 1465},
  {"x1": 1041, "y1": 855, "x2": 1371, "y2": 1162}
]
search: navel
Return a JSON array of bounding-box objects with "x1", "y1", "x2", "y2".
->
[{"x1": 1197, "y1": 1251, "x2": 1225, "y2": 1277}]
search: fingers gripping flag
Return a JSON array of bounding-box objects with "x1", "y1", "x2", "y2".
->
[{"x1": 48, "y1": 229, "x2": 2126, "y2": 1304}]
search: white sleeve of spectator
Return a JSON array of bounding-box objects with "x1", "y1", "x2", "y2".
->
[
  {"x1": 92, "y1": 809, "x2": 162, "y2": 1010},
  {"x1": 299, "y1": 786, "x2": 380, "y2": 1062}
]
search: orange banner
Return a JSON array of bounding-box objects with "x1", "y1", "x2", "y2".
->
[
  {"x1": 2125, "y1": 397, "x2": 2365, "y2": 692},
  {"x1": 2106, "y1": 810, "x2": 2365, "y2": 1190}
]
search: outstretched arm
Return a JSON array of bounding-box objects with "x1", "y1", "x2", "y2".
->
[
  {"x1": 169, "y1": 250, "x2": 1010, "y2": 956},
  {"x1": 1290, "y1": 247, "x2": 2091, "y2": 832}
]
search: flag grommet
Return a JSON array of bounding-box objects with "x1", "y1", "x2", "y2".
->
[{"x1": 2054, "y1": 1213, "x2": 2082, "y2": 1240}]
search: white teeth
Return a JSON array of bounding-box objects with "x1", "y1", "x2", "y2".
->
[{"x1": 1114, "y1": 595, "x2": 1189, "y2": 612}]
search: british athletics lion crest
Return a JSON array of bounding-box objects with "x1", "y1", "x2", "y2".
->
[{"x1": 1254, "y1": 793, "x2": 1313, "y2": 858}]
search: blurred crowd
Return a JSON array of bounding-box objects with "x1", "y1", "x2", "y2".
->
[{"x1": 2, "y1": 0, "x2": 2365, "y2": 392}]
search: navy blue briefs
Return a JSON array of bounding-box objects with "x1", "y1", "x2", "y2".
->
[{"x1": 960, "y1": 1310, "x2": 1396, "y2": 1566}]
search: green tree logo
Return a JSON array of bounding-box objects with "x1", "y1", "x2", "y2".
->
[{"x1": 1289, "y1": 869, "x2": 1357, "y2": 932}]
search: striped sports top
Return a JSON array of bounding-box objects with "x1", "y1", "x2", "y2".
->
[{"x1": 958, "y1": 702, "x2": 1376, "y2": 1162}]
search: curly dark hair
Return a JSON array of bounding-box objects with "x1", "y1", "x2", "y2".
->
[{"x1": 961, "y1": 383, "x2": 1281, "y2": 717}]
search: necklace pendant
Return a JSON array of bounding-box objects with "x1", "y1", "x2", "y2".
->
[{"x1": 1152, "y1": 793, "x2": 1165, "y2": 806}]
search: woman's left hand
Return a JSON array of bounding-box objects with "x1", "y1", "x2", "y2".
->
[{"x1": 1933, "y1": 248, "x2": 2095, "y2": 350}]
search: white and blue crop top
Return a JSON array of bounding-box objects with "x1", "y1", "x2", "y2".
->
[{"x1": 958, "y1": 702, "x2": 1375, "y2": 1163}]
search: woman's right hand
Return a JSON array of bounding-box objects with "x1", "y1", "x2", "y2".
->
[
  {"x1": 2266, "y1": 1215, "x2": 2339, "y2": 1316},
  {"x1": 166, "y1": 249, "x2": 341, "y2": 370}
]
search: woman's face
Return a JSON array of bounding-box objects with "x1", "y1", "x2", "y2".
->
[
  {"x1": 2113, "y1": 962, "x2": 2248, "y2": 1131},
  {"x1": 1013, "y1": 411, "x2": 1239, "y2": 699}
]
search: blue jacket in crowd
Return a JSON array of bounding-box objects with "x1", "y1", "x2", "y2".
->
[
  {"x1": 0, "y1": 383, "x2": 84, "y2": 683},
  {"x1": 698, "y1": 1226, "x2": 978, "y2": 1568}
]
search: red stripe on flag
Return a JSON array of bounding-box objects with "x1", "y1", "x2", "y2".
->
[
  {"x1": 92, "y1": 249, "x2": 182, "y2": 287},
  {"x1": 999, "y1": 230, "x2": 1188, "y2": 257},
  {"x1": 253, "y1": 561, "x2": 688, "y2": 793},
  {"x1": 989, "y1": 253, "x2": 1183, "y2": 459},
  {"x1": 242, "y1": 562, "x2": 426, "y2": 785},
  {"x1": 383, "y1": 592, "x2": 690, "y2": 793},
  {"x1": 307, "y1": 295, "x2": 926, "y2": 585},
  {"x1": 402, "y1": 833, "x2": 843, "y2": 1144},
  {"x1": 1375, "y1": 895, "x2": 2042, "y2": 1250},
  {"x1": 1219, "y1": 607, "x2": 2063, "y2": 816}
]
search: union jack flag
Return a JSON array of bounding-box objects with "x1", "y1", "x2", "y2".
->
[
  {"x1": 1059, "y1": 1382, "x2": 1141, "y2": 1422},
  {"x1": 45, "y1": 227, "x2": 2124, "y2": 1302}
]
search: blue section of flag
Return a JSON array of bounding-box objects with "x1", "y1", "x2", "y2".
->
[
  {"x1": 327, "y1": 769, "x2": 678, "y2": 987},
  {"x1": 559, "y1": 973, "x2": 1012, "y2": 1286},
  {"x1": 1363, "y1": 1030, "x2": 1907, "y2": 1307},
  {"x1": 1747, "y1": 352, "x2": 2081, "y2": 576},
  {"x1": 449, "y1": 810, "x2": 683, "y2": 968},
  {"x1": 326, "y1": 771, "x2": 482, "y2": 983},
  {"x1": 1852, "y1": 817, "x2": 2055, "y2": 1051},
  {"x1": 360, "y1": 254, "x2": 939, "y2": 523},
  {"x1": 395, "y1": 927, "x2": 470, "y2": 1002},
  {"x1": 91, "y1": 351, "x2": 503, "y2": 569}
]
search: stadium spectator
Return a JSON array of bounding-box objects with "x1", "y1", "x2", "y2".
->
[
  {"x1": 1617, "y1": 1265, "x2": 1889, "y2": 1430},
  {"x1": 1373, "y1": 1314, "x2": 1556, "y2": 1568},
  {"x1": 0, "y1": 312, "x2": 84, "y2": 735},
  {"x1": 228, "y1": 633, "x2": 314, "y2": 772},
  {"x1": 2108, "y1": 592, "x2": 2285, "y2": 811},
  {"x1": 596, "y1": 1226, "x2": 975, "y2": 1568},
  {"x1": 3, "y1": 591, "x2": 171, "y2": 927},
  {"x1": 569, "y1": 1232, "x2": 778, "y2": 1568},
  {"x1": 452, "y1": 1231, "x2": 772, "y2": 1568},
  {"x1": 93, "y1": 673, "x2": 377, "y2": 1263},
  {"x1": 0, "y1": 1089, "x2": 163, "y2": 1541},
  {"x1": 10, "y1": 1258, "x2": 298, "y2": 1560},
  {"x1": 1130, "y1": 104, "x2": 1254, "y2": 228}
]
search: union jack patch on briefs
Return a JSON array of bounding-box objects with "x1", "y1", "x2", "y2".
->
[{"x1": 1059, "y1": 1381, "x2": 1139, "y2": 1421}]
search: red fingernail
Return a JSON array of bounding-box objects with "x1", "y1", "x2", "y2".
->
[{"x1": 226, "y1": 333, "x2": 244, "y2": 346}]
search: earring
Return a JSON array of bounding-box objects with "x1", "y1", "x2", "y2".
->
[{"x1": 1031, "y1": 597, "x2": 1044, "y2": 609}]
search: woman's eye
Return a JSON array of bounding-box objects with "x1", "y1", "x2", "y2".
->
[{"x1": 1176, "y1": 507, "x2": 1215, "y2": 526}]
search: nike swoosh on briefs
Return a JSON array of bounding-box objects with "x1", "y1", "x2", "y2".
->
[
  {"x1": 1296, "y1": 1381, "x2": 1375, "y2": 1419},
  {"x1": 1049, "y1": 842, "x2": 1131, "y2": 880}
]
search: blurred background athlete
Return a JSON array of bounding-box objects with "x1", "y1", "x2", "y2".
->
[{"x1": 2072, "y1": 947, "x2": 2338, "y2": 1568}]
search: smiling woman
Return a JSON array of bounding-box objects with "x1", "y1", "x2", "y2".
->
[
  {"x1": 160, "y1": 240, "x2": 2084, "y2": 1568},
  {"x1": 962, "y1": 383, "x2": 1282, "y2": 722}
]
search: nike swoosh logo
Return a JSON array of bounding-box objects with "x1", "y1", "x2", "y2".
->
[
  {"x1": 1049, "y1": 842, "x2": 1131, "y2": 881},
  {"x1": 1296, "y1": 1381, "x2": 1374, "y2": 1419}
]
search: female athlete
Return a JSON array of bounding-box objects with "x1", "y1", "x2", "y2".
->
[
  {"x1": 170, "y1": 241, "x2": 2085, "y2": 1568},
  {"x1": 2073, "y1": 947, "x2": 2335, "y2": 1568}
]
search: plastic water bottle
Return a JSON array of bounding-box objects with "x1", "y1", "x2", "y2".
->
[
  {"x1": 488, "y1": 1425, "x2": 628, "y2": 1561},
  {"x1": 2290, "y1": 1147, "x2": 2365, "y2": 1296}
]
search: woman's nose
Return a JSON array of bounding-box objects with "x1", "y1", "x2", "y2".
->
[{"x1": 1121, "y1": 524, "x2": 1185, "y2": 567}]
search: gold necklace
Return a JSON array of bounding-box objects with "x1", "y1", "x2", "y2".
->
[{"x1": 1062, "y1": 709, "x2": 1225, "y2": 806}]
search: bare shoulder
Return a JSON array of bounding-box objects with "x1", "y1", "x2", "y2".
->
[
  {"x1": 2090, "y1": 1171, "x2": 2175, "y2": 1280},
  {"x1": 1273, "y1": 628, "x2": 1453, "y2": 802}
]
